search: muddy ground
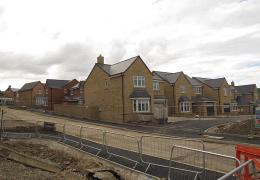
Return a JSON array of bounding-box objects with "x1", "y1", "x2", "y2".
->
[{"x1": 0, "y1": 140, "x2": 121, "y2": 180}]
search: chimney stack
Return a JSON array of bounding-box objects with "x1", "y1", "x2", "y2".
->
[
  {"x1": 97, "y1": 54, "x2": 104, "y2": 64},
  {"x1": 231, "y1": 81, "x2": 235, "y2": 86}
]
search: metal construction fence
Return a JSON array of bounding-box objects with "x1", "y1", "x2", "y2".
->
[{"x1": 1, "y1": 118, "x2": 247, "y2": 180}]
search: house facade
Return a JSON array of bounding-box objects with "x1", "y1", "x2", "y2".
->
[
  {"x1": 4, "y1": 85, "x2": 19, "y2": 104},
  {"x1": 153, "y1": 71, "x2": 193, "y2": 117},
  {"x1": 84, "y1": 55, "x2": 154, "y2": 123},
  {"x1": 194, "y1": 77, "x2": 237, "y2": 115},
  {"x1": 45, "y1": 79, "x2": 78, "y2": 110},
  {"x1": 63, "y1": 80, "x2": 86, "y2": 105},
  {"x1": 186, "y1": 76, "x2": 217, "y2": 116},
  {"x1": 234, "y1": 84, "x2": 259, "y2": 114},
  {"x1": 18, "y1": 81, "x2": 45, "y2": 107}
]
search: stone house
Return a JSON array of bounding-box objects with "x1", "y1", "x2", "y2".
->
[
  {"x1": 64, "y1": 80, "x2": 84, "y2": 105},
  {"x1": 152, "y1": 71, "x2": 194, "y2": 117},
  {"x1": 185, "y1": 76, "x2": 217, "y2": 116},
  {"x1": 84, "y1": 55, "x2": 154, "y2": 123},
  {"x1": 234, "y1": 84, "x2": 259, "y2": 114},
  {"x1": 193, "y1": 77, "x2": 237, "y2": 115}
]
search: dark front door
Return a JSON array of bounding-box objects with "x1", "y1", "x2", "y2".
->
[{"x1": 207, "y1": 103, "x2": 215, "y2": 116}]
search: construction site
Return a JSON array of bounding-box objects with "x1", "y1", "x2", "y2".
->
[{"x1": 0, "y1": 107, "x2": 259, "y2": 180}]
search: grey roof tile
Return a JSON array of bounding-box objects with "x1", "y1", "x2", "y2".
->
[
  {"x1": 153, "y1": 71, "x2": 182, "y2": 84},
  {"x1": 185, "y1": 75, "x2": 201, "y2": 86},
  {"x1": 19, "y1": 81, "x2": 40, "y2": 91},
  {"x1": 97, "y1": 56, "x2": 139, "y2": 76},
  {"x1": 235, "y1": 84, "x2": 256, "y2": 94},
  {"x1": 46, "y1": 79, "x2": 70, "y2": 89},
  {"x1": 129, "y1": 89, "x2": 151, "y2": 99},
  {"x1": 194, "y1": 77, "x2": 226, "y2": 88}
]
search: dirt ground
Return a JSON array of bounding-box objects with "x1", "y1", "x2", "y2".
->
[
  {"x1": 0, "y1": 140, "x2": 127, "y2": 180},
  {"x1": 1, "y1": 107, "x2": 243, "y2": 173}
]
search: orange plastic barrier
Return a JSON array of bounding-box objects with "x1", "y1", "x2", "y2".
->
[{"x1": 236, "y1": 144, "x2": 260, "y2": 180}]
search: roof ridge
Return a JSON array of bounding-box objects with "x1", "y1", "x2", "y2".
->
[{"x1": 111, "y1": 55, "x2": 139, "y2": 66}]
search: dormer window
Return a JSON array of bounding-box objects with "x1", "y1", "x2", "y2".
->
[{"x1": 133, "y1": 76, "x2": 145, "y2": 88}]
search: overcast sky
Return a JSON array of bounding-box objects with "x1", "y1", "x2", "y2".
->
[{"x1": 0, "y1": 0, "x2": 260, "y2": 90}]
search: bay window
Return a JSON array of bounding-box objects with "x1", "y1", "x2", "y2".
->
[
  {"x1": 180, "y1": 101, "x2": 190, "y2": 112},
  {"x1": 133, "y1": 99, "x2": 150, "y2": 113}
]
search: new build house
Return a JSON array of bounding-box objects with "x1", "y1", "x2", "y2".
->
[
  {"x1": 84, "y1": 55, "x2": 154, "y2": 123},
  {"x1": 194, "y1": 77, "x2": 238, "y2": 115},
  {"x1": 18, "y1": 81, "x2": 45, "y2": 107},
  {"x1": 45, "y1": 79, "x2": 78, "y2": 110},
  {"x1": 63, "y1": 80, "x2": 84, "y2": 105},
  {"x1": 234, "y1": 84, "x2": 259, "y2": 114},
  {"x1": 153, "y1": 71, "x2": 193, "y2": 117},
  {"x1": 4, "y1": 85, "x2": 19, "y2": 104}
]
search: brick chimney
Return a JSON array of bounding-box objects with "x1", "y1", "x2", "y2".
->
[
  {"x1": 97, "y1": 54, "x2": 104, "y2": 64},
  {"x1": 231, "y1": 81, "x2": 235, "y2": 86}
]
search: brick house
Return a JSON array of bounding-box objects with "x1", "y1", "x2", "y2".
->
[
  {"x1": 194, "y1": 77, "x2": 237, "y2": 115},
  {"x1": 234, "y1": 84, "x2": 259, "y2": 114},
  {"x1": 63, "y1": 80, "x2": 85, "y2": 105},
  {"x1": 4, "y1": 85, "x2": 19, "y2": 104},
  {"x1": 153, "y1": 71, "x2": 194, "y2": 117},
  {"x1": 84, "y1": 55, "x2": 154, "y2": 123},
  {"x1": 18, "y1": 81, "x2": 45, "y2": 107},
  {"x1": 45, "y1": 79, "x2": 78, "y2": 110}
]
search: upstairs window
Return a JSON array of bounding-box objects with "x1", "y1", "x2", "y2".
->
[
  {"x1": 133, "y1": 76, "x2": 145, "y2": 88},
  {"x1": 193, "y1": 87, "x2": 201, "y2": 94},
  {"x1": 180, "y1": 85, "x2": 186, "y2": 94},
  {"x1": 224, "y1": 87, "x2": 228, "y2": 96},
  {"x1": 153, "y1": 81, "x2": 160, "y2": 91},
  {"x1": 38, "y1": 90, "x2": 42, "y2": 94}
]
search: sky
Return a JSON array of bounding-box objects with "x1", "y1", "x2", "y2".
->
[{"x1": 0, "y1": 0, "x2": 260, "y2": 90}]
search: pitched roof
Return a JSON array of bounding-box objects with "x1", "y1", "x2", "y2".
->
[
  {"x1": 152, "y1": 72, "x2": 164, "y2": 81},
  {"x1": 192, "y1": 95, "x2": 216, "y2": 102},
  {"x1": 235, "y1": 84, "x2": 257, "y2": 94},
  {"x1": 96, "y1": 56, "x2": 139, "y2": 76},
  {"x1": 153, "y1": 71, "x2": 182, "y2": 84},
  {"x1": 129, "y1": 89, "x2": 151, "y2": 99},
  {"x1": 46, "y1": 79, "x2": 70, "y2": 89},
  {"x1": 194, "y1": 77, "x2": 226, "y2": 88},
  {"x1": 19, "y1": 81, "x2": 40, "y2": 92},
  {"x1": 72, "y1": 81, "x2": 85, "y2": 89},
  {"x1": 185, "y1": 75, "x2": 201, "y2": 86}
]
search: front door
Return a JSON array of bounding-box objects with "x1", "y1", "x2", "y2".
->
[{"x1": 207, "y1": 103, "x2": 215, "y2": 116}]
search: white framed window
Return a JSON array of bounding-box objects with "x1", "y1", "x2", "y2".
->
[
  {"x1": 133, "y1": 76, "x2": 145, "y2": 88},
  {"x1": 133, "y1": 99, "x2": 150, "y2": 113},
  {"x1": 223, "y1": 87, "x2": 228, "y2": 96},
  {"x1": 38, "y1": 90, "x2": 42, "y2": 94},
  {"x1": 180, "y1": 85, "x2": 186, "y2": 94},
  {"x1": 230, "y1": 103, "x2": 238, "y2": 111},
  {"x1": 180, "y1": 101, "x2": 190, "y2": 112},
  {"x1": 153, "y1": 81, "x2": 160, "y2": 91},
  {"x1": 193, "y1": 87, "x2": 201, "y2": 94}
]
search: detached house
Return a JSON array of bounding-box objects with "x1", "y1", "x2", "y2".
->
[
  {"x1": 234, "y1": 84, "x2": 259, "y2": 114},
  {"x1": 64, "y1": 80, "x2": 84, "y2": 105},
  {"x1": 194, "y1": 77, "x2": 237, "y2": 115},
  {"x1": 45, "y1": 79, "x2": 78, "y2": 110},
  {"x1": 153, "y1": 71, "x2": 193, "y2": 117},
  {"x1": 186, "y1": 76, "x2": 217, "y2": 116},
  {"x1": 18, "y1": 81, "x2": 45, "y2": 107},
  {"x1": 4, "y1": 85, "x2": 19, "y2": 104},
  {"x1": 84, "y1": 55, "x2": 154, "y2": 123}
]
